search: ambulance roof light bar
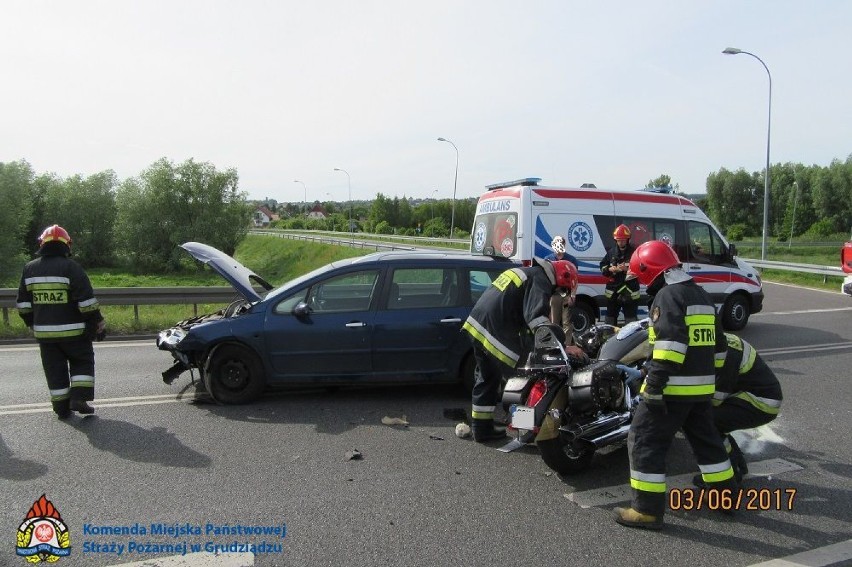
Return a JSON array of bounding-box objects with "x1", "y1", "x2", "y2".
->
[{"x1": 485, "y1": 177, "x2": 541, "y2": 191}]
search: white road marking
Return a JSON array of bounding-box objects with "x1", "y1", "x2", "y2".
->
[
  {"x1": 0, "y1": 393, "x2": 206, "y2": 416},
  {"x1": 762, "y1": 280, "x2": 849, "y2": 296},
  {"x1": 109, "y1": 551, "x2": 254, "y2": 566},
  {"x1": 746, "y1": 538, "x2": 852, "y2": 567},
  {"x1": 753, "y1": 306, "x2": 852, "y2": 316},
  {"x1": 564, "y1": 458, "x2": 803, "y2": 508}
]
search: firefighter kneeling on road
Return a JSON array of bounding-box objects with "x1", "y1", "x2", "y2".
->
[
  {"x1": 462, "y1": 258, "x2": 585, "y2": 442},
  {"x1": 16, "y1": 225, "x2": 106, "y2": 419},
  {"x1": 692, "y1": 333, "x2": 783, "y2": 487},
  {"x1": 614, "y1": 240, "x2": 738, "y2": 530}
]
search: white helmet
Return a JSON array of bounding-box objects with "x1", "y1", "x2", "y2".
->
[{"x1": 551, "y1": 235, "x2": 566, "y2": 254}]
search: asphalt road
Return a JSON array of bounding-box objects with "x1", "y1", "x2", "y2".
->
[{"x1": 1, "y1": 282, "x2": 850, "y2": 567}]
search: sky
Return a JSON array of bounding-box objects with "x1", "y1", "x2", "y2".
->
[{"x1": 2, "y1": 1, "x2": 850, "y2": 205}]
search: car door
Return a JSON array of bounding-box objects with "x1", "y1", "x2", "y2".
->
[
  {"x1": 263, "y1": 268, "x2": 382, "y2": 380},
  {"x1": 371, "y1": 265, "x2": 467, "y2": 381}
]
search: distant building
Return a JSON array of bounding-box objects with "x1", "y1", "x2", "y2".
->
[
  {"x1": 253, "y1": 206, "x2": 279, "y2": 227},
  {"x1": 307, "y1": 203, "x2": 328, "y2": 220}
]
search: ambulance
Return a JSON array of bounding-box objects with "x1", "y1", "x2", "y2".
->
[{"x1": 469, "y1": 178, "x2": 764, "y2": 332}]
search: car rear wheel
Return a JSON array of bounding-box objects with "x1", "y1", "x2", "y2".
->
[
  {"x1": 460, "y1": 353, "x2": 476, "y2": 393},
  {"x1": 206, "y1": 344, "x2": 266, "y2": 404}
]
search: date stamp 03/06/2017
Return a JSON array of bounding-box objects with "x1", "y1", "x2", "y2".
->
[{"x1": 669, "y1": 488, "x2": 797, "y2": 512}]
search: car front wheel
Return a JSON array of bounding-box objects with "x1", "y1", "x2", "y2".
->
[{"x1": 206, "y1": 344, "x2": 266, "y2": 404}]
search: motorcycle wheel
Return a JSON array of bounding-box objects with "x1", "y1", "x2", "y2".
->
[{"x1": 538, "y1": 438, "x2": 595, "y2": 475}]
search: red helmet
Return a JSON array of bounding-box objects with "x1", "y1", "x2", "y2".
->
[
  {"x1": 38, "y1": 225, "x2": 72, "y2": 248},
  {"x1": 628, "y1": 240, "x2": 680, "y2": 287},
  {"x1": 613, "y1": 224, "x2": 631, "y2": 241},
  {"x1": 552, "y1": 259, "x2": 578, "y2": 291}
]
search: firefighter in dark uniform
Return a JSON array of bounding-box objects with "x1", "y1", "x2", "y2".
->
[
  {"x1": 462, "y1": 258, "x2": 581, "y2": 442},
  {"x1": 614, "y1": 240, "x2": 737, "y2": 530},
  {"x1": 599, "y1": 224, "x2": 640, "y2": 325},
  {"x1": 693, "y1": 333, "x2": 783, "y2": 486},
  {"x1": 16, "y1": 225, "x2": 106, "y2": 419}
]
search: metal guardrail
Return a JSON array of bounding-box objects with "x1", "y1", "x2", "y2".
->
[
  {"x1": 744, "y1": 258, "x2": 844, "y2": 279},
  {"x1": 0, "y1": 287, "x2": 242, "y2": 326}
]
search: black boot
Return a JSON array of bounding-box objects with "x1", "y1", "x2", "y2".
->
[
  {"x1": 728, "y1": 435, "x2": 748, "y2": 477},
  {"x1": 53, "y1": 400, "x2": 71, "y2": 420},
  {"x1": 70, "y1": 399, "x2": 95, "y2": 415},
  {"x1": 471, "y1": 419, "x2": 506, "y2": 443}
]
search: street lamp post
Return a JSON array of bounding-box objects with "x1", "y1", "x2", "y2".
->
[
  {"x1": 437, "y1": 137, "x2": 459, "y2": 239},
  {"x1": 789, "y1": 181, "x2": 799, "y2": 249},
  {"x1": 293, "y1": 180, "x2": 307, "y2": 218},
  {"x1": 334, "y1": 167, "x2": 352, "y2": 236},
  {"x1": 723, "y1": 47, "x2": 772, "y2": 261},
  {"x1": 431, "y1": 188, "x2": 438, "y2": 237}
]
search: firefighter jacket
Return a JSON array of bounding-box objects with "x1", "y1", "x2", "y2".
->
[
  {"x1": 643, "y1": 272, "x2": 727, "y2": 401},
  {"x1": 462, "y1": 265, "x2": 554, "y2": 368},
  {"x1": 599, "y1": 244, "x2": 640, "y2": 297},
  {"x1": 16, "y1": 254, "x2": 103, "y2": 342},
  {"x1": 714, "y1": 333, "x2": 783, "y2": 415}
]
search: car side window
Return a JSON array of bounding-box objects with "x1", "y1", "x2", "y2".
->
[
  {"x1": 304, "y1": 270, "x2": 381, "y2": 313},
  {"x1": 468, "y1": 269, "x2": 504, "y2": 304},
  {"x1": 687, "y1": 221, "x2": 724, "y2": 264},
  {"x1": 386, "y1": 268, "x2": 458, "y2": 310}
]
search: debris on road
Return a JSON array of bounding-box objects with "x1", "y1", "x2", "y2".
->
[
  {"x1": 455, "y1": 423, "x2": 472, "y2": 439},
  {"x1": 345, "y1": 450, "x2": 363, "y2": 461},
  {"x1": 381, "y1": 415, "x2": 410, "y2": 426}
]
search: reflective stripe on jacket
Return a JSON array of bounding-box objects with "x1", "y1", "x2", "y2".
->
[
  {"x1": 644, "y1": 278, "x2": 726, "y2": 401},
  {"x1": 462, "y1": 265, "x2": 553, "y2": 368}
]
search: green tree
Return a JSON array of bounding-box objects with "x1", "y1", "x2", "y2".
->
[
  {"x1": 706, "y1": 168, "x2": 761, "y2": 236},
  {"x1": 811, "y1": 157, "x2": 852, "y2": 234},
  {"x1": 36, "y1": 171, "x2": 118, "y2": 267},
  {"x1": 0, "y1": 160, "x2": 35, "y2": 283},
  {"x1": 645, "y1": 174, "x2": 680, "y2": 193},
  {"x1": 115, "y1": 158, "x2": 251, "y2": 271}
]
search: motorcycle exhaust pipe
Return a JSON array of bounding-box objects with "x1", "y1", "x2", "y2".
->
[
  {"x1": 587, "y1": 424, "x2": 631, "y2": 448},
  {"x1": 559, "y1": 412, "x2": 628, "y2": 442}
]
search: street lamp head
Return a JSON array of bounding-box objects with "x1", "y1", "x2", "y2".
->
[
  {"x1": 437, "y1": 137, "x2": 447, "y2": 142},
  {"x1": 723, "y1": 47, "x2": 742, "y2": 55},
  {"x1": 334, "y1": 168, "x2": 341, "y2": 171}
]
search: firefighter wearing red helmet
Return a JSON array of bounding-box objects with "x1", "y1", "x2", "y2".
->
[
  {"x1": 599, "y1": 224, "x2": 640, "y2": 325},
  {"x1": 462, "y1": 258, "x2": 585, "y2": 442},
  {"x1": 15, "y1": 225, "x2": 106, "y2": 418},
  {"x1": 614, "y1": 240, "x2": 736, "y2": 530}
]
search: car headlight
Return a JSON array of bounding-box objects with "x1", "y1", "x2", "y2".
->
[{"x1": 157, "y1": 328, "x2": 186, "y2": 349}]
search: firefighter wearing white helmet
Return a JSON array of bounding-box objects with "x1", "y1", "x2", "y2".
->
[
  {"x1": 599, "y1": 224, "x2": 640, "y2": 325},
  {"x1": 614, "y1": 240, "x2": 736, "y2": 530},
  {"x1": 462, "y1": 258, "x2": 584, "y2": 442},
  {"x1": 16, "y1": 225, "x2": 106, "y2": 419}
]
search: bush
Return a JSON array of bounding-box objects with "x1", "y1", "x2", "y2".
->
[
  {"x1": 726, "y1": 224, "x2": 747, "y2": 242},
  {"x1": 804, "y1": 219, "x2": 837, "y2": 238},
  {"x1": 374, "y1": 221, "x2": 394, "y2": 235}
]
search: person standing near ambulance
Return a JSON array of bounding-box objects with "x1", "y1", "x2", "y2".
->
[
  {"x1": 842, "y1": 241, "x2": 852, "y2": 296},
  {"x1": 545, "y1": 235, "x2": 578, "y2": 341},
  {"x1": 600, "y1": 224, "x2": 640, "y2": 325},
  {"x1": 614, "y1": 240, "x2": 737, "y2": 530},
  {"x1": 16, "y1": 225, "x2": 106, "y2": 419}
]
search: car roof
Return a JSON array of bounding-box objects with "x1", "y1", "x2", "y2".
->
[{"x1": 342, "y1": 250, "x2": 517, "y2": 266}]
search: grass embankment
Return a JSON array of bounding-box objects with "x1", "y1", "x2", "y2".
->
[{"x1": 0, "y1": 236, "x2": 369, "y2": 339}]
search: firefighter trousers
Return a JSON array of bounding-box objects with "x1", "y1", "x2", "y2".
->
[
  {"x1": 38, "y1": 339, "x2": 95, "y2": 414},
  {"x1": 628, "y1": 399, "x2": 737, "y2": 516},
  {"x1": 471, "y1": 343, "x2": 511, "y2": 422},
  {"x1": 714, "y1": 397, "x2": 777, "y2": 435}
]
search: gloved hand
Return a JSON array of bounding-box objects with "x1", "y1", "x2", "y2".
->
[
  {"x1": 616, "y1": 364, "x2": 642, "y2": 385},
  {"x1": 641, "y1": 386, "x2": 667, "y2": 415},
  {"x1": 564, "y1": 344, "x2": 590, "y2": 367},
  {"x1": 95, "y1": 319, "x2": 107, "y2": 342}
]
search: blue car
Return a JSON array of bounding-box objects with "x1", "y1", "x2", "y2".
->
[{"x1": 157, "y1": 242, "x2": 516, "y2": 404}]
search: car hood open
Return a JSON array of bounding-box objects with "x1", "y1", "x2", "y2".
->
[{"x1": 180, "y1": 241, "x2": 273, "y2": 303}]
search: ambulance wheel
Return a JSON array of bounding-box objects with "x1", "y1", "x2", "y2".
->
[
  {"x1": 721, "y1": 293, "x2": 750, "y2": 331},
  {"x1": 571, "y1": 302, "x2": 595, "y2": 335},
  {"x1": 538, "y1": 438, "x2": 595, "y2": 474},
  {"x1": 207, "y1": 344, "x2": 266, "y2": 404}
]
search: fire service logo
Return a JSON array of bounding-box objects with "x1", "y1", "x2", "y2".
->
[{"x1": 16, "y1": 495, "x2": 71, "y2": 563}]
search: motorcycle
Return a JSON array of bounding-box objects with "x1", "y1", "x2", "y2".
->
[{"x1": 500, "y1": 319, "x2": 651, "y2": 474}]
